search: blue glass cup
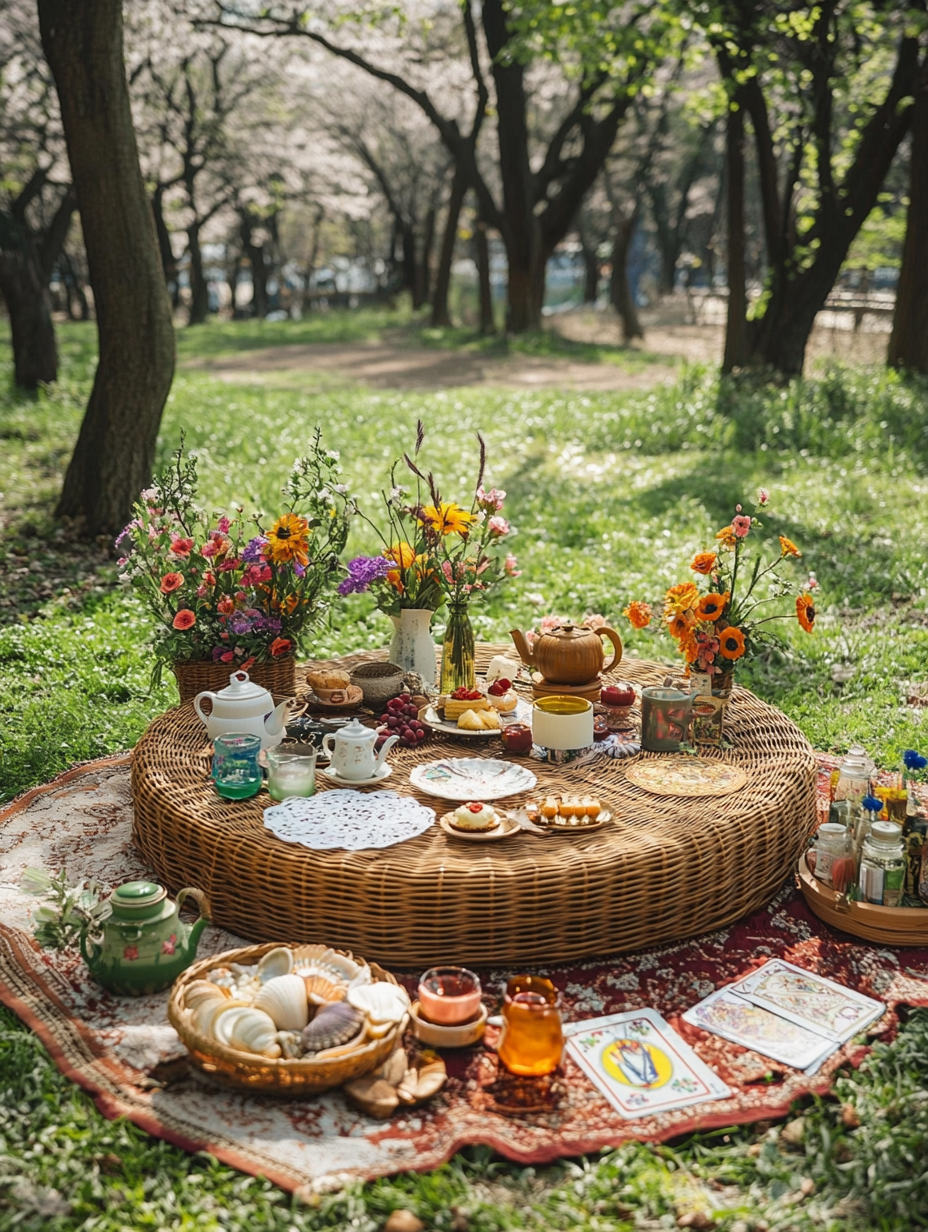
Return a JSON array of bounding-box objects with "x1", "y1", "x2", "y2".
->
[{"x1": 212, "y1": 733, "x2": 262, "y2": 800}]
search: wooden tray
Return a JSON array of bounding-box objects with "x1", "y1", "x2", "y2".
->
[{"x1": 797, "y1": 854, "x2": 928, "y2": 947}]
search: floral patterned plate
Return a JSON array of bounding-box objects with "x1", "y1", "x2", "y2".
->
[{"x1": 409, "y1": 758, "x2": 537, "y2": 802}]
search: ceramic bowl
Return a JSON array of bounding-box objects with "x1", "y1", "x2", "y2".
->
[
  {"x1": 410, "y1": 1000, "x2": 488, "y2": 1048},
  {"x1": 349, "y1": 662, "x2": 405, "y2": 707}
]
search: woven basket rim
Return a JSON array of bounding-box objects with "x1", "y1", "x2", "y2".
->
[
  {"x1": 168, "y1": 942, "x2": 402, "y2": 1075},
  {"x1": 350, "y1": 661, "x2": 404, "y2": 679}
]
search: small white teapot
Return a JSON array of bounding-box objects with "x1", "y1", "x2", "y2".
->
[
  {"x1": 322, "y1": 717, "x2": 398, "y2": 781},
  {"x1": 194, "y1": 671, "x2": 289, "y2": 750}
]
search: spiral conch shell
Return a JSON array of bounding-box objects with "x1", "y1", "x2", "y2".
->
[
  {"x1": 213, "y1": 1004, "x2": 281, "y2": 1058},
  {"x1": 252, "y1": 973, "x2": 309, "y2": 1031}
]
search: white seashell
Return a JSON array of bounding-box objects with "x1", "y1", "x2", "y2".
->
[
  {"x1": 276, "y1": 1030, "x2": 304, "y2": 1060},
  {"x1": 205, "y1": 1000, "x2": 253, "y2": 1042},
  {"x1": 292, "y1": 945, "x2": 365, "y2": 986},
  {"x1": 303, "y1": 974, "x2": 347, "y2": 1006},
  {"x1": 300, "y1": 1000, "x2": 364, "y2": 1054},
  {"x1": 253, "y1": 973, "x2": 309, "y2": 1031},
  {"x1": 192, "y1": 995, "x2": 238, "y2": 1037},
  {"x1": 257, "y1": 947, "x2": 294, "y2": 983},
  {"x1": 227, "y1": 1006, "x2": 281, "y2": 1058},
  {"x1": 184, "y1": 981, "x2": 230, "y2": 1011},
  {"x1": 414, "y1": 1061, "x2": 447, "y2": 1101},
  {"x1": 348, "y1": 982, "x2": 410, "y2": 1024},
  {"x1": 396, "y1": 1067, "x2": 418, "y2": 1104},
  {"x1": 210, "y1": 966, "x2": 235, "y2": 988}
]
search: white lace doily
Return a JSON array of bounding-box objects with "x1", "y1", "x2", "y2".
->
[{"x1": 263, "y1": 790, "x2": 436, "y2": 851}]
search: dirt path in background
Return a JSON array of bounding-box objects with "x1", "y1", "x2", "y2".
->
[{"x1": 182, "y1": 311, "x2": 891, "y2": 392}]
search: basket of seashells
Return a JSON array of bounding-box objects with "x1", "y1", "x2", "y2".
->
[{"x1": 168, "y1": 941, "x2": 410, "y2": 1095}]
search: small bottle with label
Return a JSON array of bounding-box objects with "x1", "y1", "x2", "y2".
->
[
  {"x1": 812, "y1": 823, "x2": 850, "y2": 887},
  {"x1": 858, "y1": 821, "x2": 906, "y2": 906}
]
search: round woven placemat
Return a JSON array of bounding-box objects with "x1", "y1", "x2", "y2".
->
[
  {"x1": 624, "y1": 757, "x2": 748, "y2": 798},
  {"x1": 131, "y1": 645, "x2": 817, "y2": 966}
]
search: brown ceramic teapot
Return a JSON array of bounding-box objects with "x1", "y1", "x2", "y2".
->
[{"x1": 509, "y1": 623, "x2": 623, "y2": 685}]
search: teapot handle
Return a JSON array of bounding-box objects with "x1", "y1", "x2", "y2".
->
[
  {"x1": 193, "y1": 692, "x2": 215, "y2": 724},
  {"x1": 596, "y1": 626, "x2": 624, "y2": 674},
  {"x1": 177, "y1": 887, "x2": 211, "y2": 923}
]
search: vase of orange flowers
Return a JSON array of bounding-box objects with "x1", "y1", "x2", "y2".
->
[
  {"x1": 623, "y1": 489, "x2": 817, "y2": 736},
  {"x1": 117, "y1": 434, "x2": 354, "y2": 700}
]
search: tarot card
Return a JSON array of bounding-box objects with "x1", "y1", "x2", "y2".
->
[
  {"x1": 730, "y1": 959, "x2": 884, "y2": 1044},
  {"x1": 564, "y1": 1008, "x2": 731, "y2": 1119},
  {"x1": 682, "y1": 988, "x2": 837, "y2": 1074}
]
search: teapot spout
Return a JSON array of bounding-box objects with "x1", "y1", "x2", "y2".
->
[
  {"x1": 509, "y1": 629, "x2": 534, "y2": 668},
  {"x1": 265, "y1": 699, "x2": 290, "y2": 737}
]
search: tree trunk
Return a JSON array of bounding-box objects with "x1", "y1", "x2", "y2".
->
[
  {"x1": 418, "y1": 205, "x2": 436, "y2": 307},
  {"x1": 722, "y1": 102, "x2": 747, "y2": 373},
  {"x1": 430, "y1": 168, "x2": 466, "y2": 327},
  {"x1": 581, "y1": 241, "x2": 600, "y2": 303},
  {"x1": 889, "y1": 65, "x2": 928, "y2": 372},
  {"x1": 151, "y1": 184, "x2": 178, "y2": 299},
  {"x1": 0, "y1": 234, "x2": 58, "y2": 388},
  {"x1": 609, "y1": 207, "x2": 643, "y2": 343},
  {"x1": 403, "y1": 221, "x2": 422, "y2": 308},
  {"x1": 39, "y1": 0, "x2": 175, "y2": 536},
  {"x1": 475, "y1": 221, "x2": 495, "y2": 335},
  {"x1": 187, "y1": 223, "x2": 209, "y2": 325}
]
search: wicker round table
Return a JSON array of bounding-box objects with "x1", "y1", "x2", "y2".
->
[{"x1": 131, "y1": 646, "x2": 816, "y2": 966}]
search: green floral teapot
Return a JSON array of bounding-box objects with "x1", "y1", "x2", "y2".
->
[{"x1": 80, "y1": 881, "x2": 210, "y2": 996}]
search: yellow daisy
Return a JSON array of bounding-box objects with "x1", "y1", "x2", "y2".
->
[
  {"x1": 265, "y1": 513, "x2": 310, "y2": 566},
  {"x1": 420, "y1": 502, "x2": 475, "y2": 536}
]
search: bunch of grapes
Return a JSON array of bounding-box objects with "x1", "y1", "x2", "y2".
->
[{"x1": 375, "y1": 695, "x2": 429, "y2": 749}]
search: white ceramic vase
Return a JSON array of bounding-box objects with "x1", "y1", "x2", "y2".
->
[{"x1": 388, "y1": 608, "x2": 437, "y2": 687}]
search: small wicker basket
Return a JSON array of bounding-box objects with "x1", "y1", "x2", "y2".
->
[
  {"x1": 797, "y1": 854, "x2": 928, "y2": 946},
  {"x1": 349, "y1": 661, "x2": 405, "y2": 707},
  {"x1": 168, "y1": 942, "x2": 404, "y2": 1095},
  {"x1": 172, "y1": 657, "x2": 297, "y2": 704}
]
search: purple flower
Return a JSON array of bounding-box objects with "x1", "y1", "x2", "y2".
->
[
  {"x1": 338, "y1": 555, "x2": 391, "y2": 595},
  {"x1": 242, "y1": 536, "x2": 268, "y2": 563},
  {"x1": 252, "y1": 614, "x2": 281, "y2": 635},
  {"x1": 228, "y1": 612, "x2": 255, "y2": 635},
  {"x1": 294, "y1": 560, "x2": 306, "y2": 578},
  {"x1": 114, "y1": 519, "x2": 141, "y2": 554}
]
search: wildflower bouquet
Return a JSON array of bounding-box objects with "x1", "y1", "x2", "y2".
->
[
  {"x1": 338, "y1": 423, "x2": 520, "y2": 616},
  {"x1": 623, "y1": 490, "x2": 817, "y2": 683},
  {"x1": 117, "y1": 433, "x2": 354, "y2": 676}
]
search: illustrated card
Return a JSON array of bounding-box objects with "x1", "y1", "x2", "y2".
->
[
  {"x1": 682, "y1": 988, "x2": 836, "y2": 1074},
  {"x1": 564, "y1": 1008, "x2": 731, "y2": 1119},
  {"x1": 730, "y1": 960, "x2": 884, "y2": 1044}
]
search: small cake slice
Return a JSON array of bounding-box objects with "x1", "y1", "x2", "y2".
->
[
  {"x1": 451, "y1": 801, "x2": 499, "y2": 831},
  {"x1": 487, "y1": 677, "x2": 518, "y2": 712},
  {"x1": 444, "y1": 687, "x2": 490, "y2": 721},
  {"x1": 457, "y1": 709, "x2": 485, "y2": 731},
  {"x1": 478, "y1": 709, "x2": 501, "y2": 730}
]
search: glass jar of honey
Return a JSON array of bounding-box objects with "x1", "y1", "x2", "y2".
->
[{"x1": 497, "y1": 975, "x2": 564, "y2": 1076}]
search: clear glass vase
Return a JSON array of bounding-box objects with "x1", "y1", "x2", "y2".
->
[{"x1": 440, "y1": 602, "x2": 475, "y2": 694}]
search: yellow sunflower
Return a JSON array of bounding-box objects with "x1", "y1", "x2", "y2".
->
[
  {"x1": 420, "y1": 502, "x2": 475, "y2": 536},
  {"x1": 265, "y1": 513, "x2": 310, "y2": 566},
  {"x1": 779, "y1": 535, "x2": 802, "y2": 558},
  {"x1": 383, "y1": 541, "x2": 416, "y2": 568}
]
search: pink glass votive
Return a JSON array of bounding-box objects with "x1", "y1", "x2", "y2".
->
[{"x1": 418, "y1": 966, "x2": 482, "y2": 1025}]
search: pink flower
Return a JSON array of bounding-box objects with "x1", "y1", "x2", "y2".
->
[
  {"x1": 161, "y1": 933, "x2": 177, "y2": 956},
  {"x1": 441, "y1": 560, "x2": 454, "y2": 582},
  {"x1": 217, "y1": 597, "x2": 235, "y2": 615},
  {"x1": 504, "y1": 552, "x2": 521, "y2": 577},
  {"x1": 732, "y1": 515, "x2": 752, "y2": 538},
  {"x1": 217, "y1": 516, "x2": 231, "y2": 534},
  {"x1": 476, "y1": 486, "x2": 506, "y2": 512},
  {"x1": 583, "y1": 614, "x2": 606, "y2": 630},
  {"x1": 123, "y1": 945, "x2": 139, "y2": 961},
  {"x1": 218, "y1": 558, "x2": 241, "y2": 572},
  {"x1": 172, "y1": 609, "x2": 196, "y2": 630},
  {"x1": 170, "y1": 536, "x2": 194, "y2": 557},
  {"x1": 196, "y1": 585, "x2": 208, "y2": 598},
  {"x1": 757, "y1": 488, "x2": 769, "y2": 505},
  {"x1": 140, "y1": 488, "x2": 158, "y2": 504},
  {"x1": 539, "y1": 615, "x2": 567, "y2": 634},
  {"x1": 487, "y1": 516, "x2": 510, "y2": 537},
  {"x1": 806, "y1": 572, "x2": 819, "y2": 591},
  {"x1": 220, "y1": 650, "x2": 234, "y2": 662}
]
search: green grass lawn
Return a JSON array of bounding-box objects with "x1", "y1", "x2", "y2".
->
[{"x1": 2, "y1": 314, "x2": 928, "y2": 1229}]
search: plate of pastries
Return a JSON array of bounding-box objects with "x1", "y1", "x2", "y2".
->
[{"x1": 420, "y1": 680, "x2": 529, "y2": 738}]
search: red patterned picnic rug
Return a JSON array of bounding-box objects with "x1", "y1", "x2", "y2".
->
[{"x1": 1, "y1": 755, "x2": 927, "y2": 1197}]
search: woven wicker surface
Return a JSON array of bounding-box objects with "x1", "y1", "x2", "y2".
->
[
  {"x1": 173, "y1": 657, "x2": 297, "y2": 704},
  {"x1": 132, "y1": 644, "x2": 817, "y2": 966}
]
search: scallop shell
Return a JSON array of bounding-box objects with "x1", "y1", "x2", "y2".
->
[
  {"x1": 292, "y1": 945, "x2": 367, "y2": 987},
  {"x1": 257, "y1": 946, "x2": 294, "y2": 983},
  {"x1": 184, "y1": 981, "x2": 231, "y2": 1011},
  {"x1": 300, "y1": 1000, "x2": 364, "y2": 1054},
  {"x1": 348, "y1": 982, "x2": 410, "y2": 1025},
  {"x1": 252, "y1": 973, "x2": 309, "y2": 1031},
  {"x1": 303, "y1": 974, "x2": 347, "y2": 1007},
  {"x1": 214, "y1": 1005, "x2": 281, "y2": 1058}
]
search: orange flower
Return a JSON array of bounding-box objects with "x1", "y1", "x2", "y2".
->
[
  {"x1": 386, "y1": 569, "x2": 404, "y2": 593},
  {"x1": 623, "y1": 600, "x2": 652, "y2": 630},
  {"x1": 679, "y1": 632, "x2": 699, "y2": 664},
  {"x1": 667, "y1": 611, "x2": 695, "y2": 639},
  {"x1": 716, "y1": 525, "x2": 737, "y2": 549},
  {"x1": 270, "y1": 637, "x2": 292, "y2": 657},
  {"x1": 160, "y1": 572, "x2": 184, "y2": 594},
  {"x1": 690, "y1": 552, "x2": 717, "y2": 575},
  {"x1": 719, "y1": 626, "x2": 746, "y2": 660},
  {"x1": 695, "y1": 591, "x2": 730, "y2": 622},
  {"x1": 796, "y1": 593, "x2": 816, "y2": 633},
  {"x1": 384, "y1": 541, "x2": 416, "y2": 568},
  {"x1": 779, "y1": 535, "x2": 802, "y2": 558},
  {"x1": 172, "y1": 609, "x2": 195, "y2": 630},
  {"x1": 265, "y1": 514, "x2": 310, "y2": 566},
  {"x1": 664, "y1": 581, "x2": 699, "y2": 617}
]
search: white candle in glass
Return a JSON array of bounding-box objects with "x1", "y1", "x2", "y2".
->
[{"x1": 266, "y1": 750, "x2": 316, "y2": 800}]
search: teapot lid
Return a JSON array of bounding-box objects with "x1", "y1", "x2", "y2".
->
[
  {"x1": 218, "y1": 670, "x2": 270, "y2": 701},
  {"x1": 332, "y1": 717, "x2": 374, "y2": 741},
  {"x1": 111, "y1": 880, "x2": 167, "y2": 920},
  {"x1": 544, "y1": 623, "x2": 592, "y2": 640}
]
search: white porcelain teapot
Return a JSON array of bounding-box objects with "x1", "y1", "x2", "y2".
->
[
  {"x1": 194, "y1": 671, "x2": 289, "y2": 750},
  {"x1": 321, "y1": 717, "x2": 399, "y2": 781}
]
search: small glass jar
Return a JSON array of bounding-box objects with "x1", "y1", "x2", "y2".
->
[
  {"x1": 418, "y1": 967, "x2": 482, "y2": 1025},
  {"x1": 859, "y1": 820, "x2": 906, "y2": 906},
  {"x1": 265, "y1": 746, "x2": 316, "y2": 801},
  {"x1": 834, "y1": 744, "x2": 875, "y2": 806},
  {"x1": 812, "y1": 822, "x2": 849, "y2": 887},
  {"x1": 497, "y1": 975, "x2": 564, "y2": 1076},
  {"x1": 212, "y1": 733, "x2": 262, "y2": 800},
  {"x1": 500, "y1": 722, "x2": 533, "y2": 755}
]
